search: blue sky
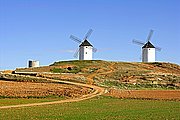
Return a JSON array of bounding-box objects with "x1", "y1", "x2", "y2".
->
[{"x1": 0, "y1": 0, "x2": 179, "y2": 70}]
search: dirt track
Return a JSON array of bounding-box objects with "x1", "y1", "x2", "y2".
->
[
  {"x1": 0, "y1": 62, "x2": 110, "y2": 109},
  {"x1": 0, "y1": 79, "x2": 105, "y2": 109}
]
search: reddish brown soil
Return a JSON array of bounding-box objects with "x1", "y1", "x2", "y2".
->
[
  {"x1": 105, "y1": 89, "x2": 180, "y2": 100},
  {"x1": 0, "y1": 80, "x2": 91, "y2": 98}
]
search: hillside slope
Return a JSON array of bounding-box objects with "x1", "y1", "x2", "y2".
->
[{"x1": 16, "y1": 60, "x2": 180, "y2": 89}]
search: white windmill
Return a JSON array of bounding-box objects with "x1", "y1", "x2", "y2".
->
[
  {"x1": 132, "y1": 30, "x2": 161, "y2": 62},
  {"x1": 70, "y1": 29, "x2": 97, "y2": 60}
]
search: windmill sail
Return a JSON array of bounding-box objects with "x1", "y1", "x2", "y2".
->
[
  {"x1": 70, "y1": 35, "x2": 82, "y2": 43},
  {"x1": 73, "y1": 48, "x2": 79, "y2": 58},
  {"x1": 146, "y1": 29, "x2": 154, "y2": 42},
  {"x1": 132, "y1": 39, "x2": 145, "y2": 46},
  {"x1": 155, "y1": 46, "x2": 162, "y2": 51},
  {"x1": 84, "y1": 29, "x2": 93, "y2": 40},
  {"x1": 93, "y1": 47, "x2": 97, "y2": 52}
]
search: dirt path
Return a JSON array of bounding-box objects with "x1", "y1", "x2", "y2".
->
[
  {"x1": 0, "y1": 79, "x2": 105, "y2": 109},
  {"x1": 0, "y1": 63, "x2": 114, "y2": 109},
  {"x1": 86, "y1": 62, "x2": 116, "y2": 84}
]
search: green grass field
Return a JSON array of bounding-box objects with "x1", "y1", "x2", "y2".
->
[
  {"x1": 0, "y1": 96, "x2": 179, "y2": 120},
  {"x1": 0, "y1": 98, "x2": 63, "y2": 106}
]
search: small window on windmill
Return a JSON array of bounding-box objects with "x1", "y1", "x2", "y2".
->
[
  {"x1": 86, "y1": 47, "x2": 88, "y2": 48},
  {"x1": 86, "y1": 52, "x2": 87, "y2": 54}
]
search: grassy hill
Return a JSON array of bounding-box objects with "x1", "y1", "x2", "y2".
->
[{"x1": 15, "y1": 60, "x2": 180, "y2": 90}]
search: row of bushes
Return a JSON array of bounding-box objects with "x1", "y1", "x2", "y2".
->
[
  {"x1": 50, "y1": 67, "x2": 81, "y2": 74},
  {"x1": 102, "y1": 80, "x2": 180, "y2": 90},
  {"x1": 0, "y1": 74, "x2": 52, "y2": 83},
  {"x1": 50, "y1": 66, "x2": 100, "y2": 74}
]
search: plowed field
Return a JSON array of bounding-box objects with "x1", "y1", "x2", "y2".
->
[
  {"x1": 106, "y1": 89, "x2": 180, "y2": 100},
  {"x1": 0, "y1": 80, "x2": 91, "y2": 98}
]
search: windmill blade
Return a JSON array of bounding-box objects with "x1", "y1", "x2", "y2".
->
[
  {"x1": 139, "y1": 55, "x2": 142, "y2": 61},
  {"x1": 73, "y1": 48, "x2": 79, "y2": 58},
  {"x1": 93, "y1": 47, "x2": 97, "y2": 52},
  {"x1": 84, "y1": 29, "x2": 93, "y2": 40},
  {"x1": 70, "y1": 35, "x2": 82, "y2": 43},
  {"x1": 155, "y1": 46, "x2": 162, "y2": 51},
  {"x1": 147, "y1": 29, "x2": 154, "y2": 42},
  {"x1": 132, "y1": 39, "x2": 145, "y2": 46}
]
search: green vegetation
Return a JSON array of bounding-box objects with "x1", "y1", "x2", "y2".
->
[
  {"x1": 50, "y1": 60, "x2": 107, "y2": 73},
  {"x1": 51, "y1": 60, "x2": 104, "y2": 66},
  {"x1": 102, "y1": 80, "x2": 180, "y2": 90},
  {"x1": 149, "y1": 62, "x2": 180, "y2": 69},
  {"x1": 0, "y1": 98, "x2": 63, "y2": 106},
  {"x1": 0, "y1": 96, "x2": 179, "y2": 120},
  {"x1": 50, "y1": 67, "x2": 81, "y2": 74}
]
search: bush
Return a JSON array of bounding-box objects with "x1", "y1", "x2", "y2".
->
[
  {"x1": 50, "y1": 68, "x2": 67, "y2": 73},
  {"x1": 50, "y1": 67, "x2": 81, "y2": 74}
]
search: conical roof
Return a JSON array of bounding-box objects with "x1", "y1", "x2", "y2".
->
[
  {"x1": 79, "y1": 40, "x2": 93, "y2": 47},
  {"x1": 142, "y1": 41, "x2": 155, "y2": 48}
]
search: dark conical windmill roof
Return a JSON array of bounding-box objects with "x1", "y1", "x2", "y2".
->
[
  {"x1": 142, "y1": 41, "x2": 155, "y2": 48},
  {"x1": 79, "y1": 40, "x2": 93, "y2": 47}
]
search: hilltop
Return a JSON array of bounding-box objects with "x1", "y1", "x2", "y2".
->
[{"x1": 16, "y1": 60, "x2": 180, "y2": 89}]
